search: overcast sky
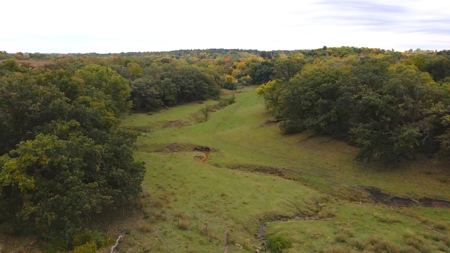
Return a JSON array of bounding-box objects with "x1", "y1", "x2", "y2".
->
[{"x1": 1, "y1": 0, "x2": 449, "y2": 53}]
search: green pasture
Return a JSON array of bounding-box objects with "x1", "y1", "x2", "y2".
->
[{"x1": 118, "y1": 86, "x2": 450, "y2": 252}]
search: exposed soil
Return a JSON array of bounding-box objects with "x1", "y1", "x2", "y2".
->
[
  {"x1": 121, "y1": 126, "x2": 152, "y2": 133},
  {"x1": 193, "y1": 146, "x2": 211, "y2": 152},
  {"x1": 362, "y1": 186, "x2": 450, "y2": 208},
  {"x1": 260, "y1": 119, "x2": 283, "y2": 127},
  {"x1": 164, "y1": 143, "x2": 217, "y2": 153},
  {"x1": 419, "y1": 198, "x2": 450, "y2": 208},
  {"x1": 163, "y1": 120, "x2": 185, "y2": 128},
  {"x1": 256, "y1": 224, "x2": 266, "y2": 247},
  {"x1": 194, "y1": 155, "x2": 206, "y2": 162},
  {"x1": 215, "y1": 164, "x2": 290, "y2": 178}
]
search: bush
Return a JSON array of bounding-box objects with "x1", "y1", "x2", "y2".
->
[
  {"x1": 218, "y1": 94, "x2": 236, "y2": 108},
  {"x1": 266, "y1": 235, "x2": 292, "y2": 253},
  {"x1": 73, "y1": 230, "x2": 110, "y2": 248},
  {"x1": 73, "y1": 241, "x2": 97, "y2": 253}
]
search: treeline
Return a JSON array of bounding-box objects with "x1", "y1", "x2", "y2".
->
[
  {"x1": 257, "y1": 49, "x2": 450, "y2": 163},
  {"x1": 0, "y1": 60, "x2": 145, "y2": 248},
  {"x1": 42, "y1": 50, "x2": 297, "y2": 111}
]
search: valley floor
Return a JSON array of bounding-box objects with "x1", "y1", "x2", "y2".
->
[{"x1": 116, "y1": 86, "x2": 450, "y2": 252}]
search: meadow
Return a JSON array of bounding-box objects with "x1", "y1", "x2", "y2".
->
[{"x1": 116, "y1": 86, "x2": 450, "y2": 252}]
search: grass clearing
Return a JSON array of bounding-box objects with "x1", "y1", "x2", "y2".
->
[{"x1": 112, "y1": 86, "x2": 450, "y2": 252}]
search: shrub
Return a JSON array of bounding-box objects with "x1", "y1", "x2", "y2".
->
[
  {"x1": 349, "y1": 238, "x2": 366, "y2": 250},
  {"x1": 201, "y1": 105, "x2": 210, "y2": 122},
  {"x1": 266, "y1": 235, "x2": 292, "y2": 253},
  {"x1": 138, "y1": 223, "x2": 153, "y2": 233},
  {"x1": 334, "y1": 233, "x2": 348, "y2": 243},
  {"x1": 73, "y1": 230, "x2": 109, "y2": 248},
  {"x1": 73, "y1": 241, "x2": 97, "y2": 253}
]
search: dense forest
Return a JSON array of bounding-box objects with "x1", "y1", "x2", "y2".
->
[{"x1": 1, "y1": 47, "x2": 450, "y2": 250}]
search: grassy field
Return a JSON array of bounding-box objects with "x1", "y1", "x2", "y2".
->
[{"x1": 114, "y1": 86, "x2": 450, "y2": 252}]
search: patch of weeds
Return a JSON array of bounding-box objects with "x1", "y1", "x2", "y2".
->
[
  {"x1": 318, "y1": 208, "x2": 336, "y2": 219},
  {"x1": 365, "y1": 236, "x2": 401, "y2": 253},
  {"x1": 201, "y1": 105, "x2": 210, "y2": 122},
  {"x1": 73, "y1": 241, "x2": 97, "y2": 253},
  {"x1": 349, "y1": 238, "x2": 366, "y2": 250},
  {"x1": 334, "y1": 233, "x2": 348, "y2": 243},
  {"x1": 266, "y1": 235, "x2": 292, "y2": 253},
  {"x1": 161, "y1": 193, "x2": 171, "y2": 203},
  {"x1": 399, "y1": 246, "x2": 420, "y2": 253},
  {"x1": 439, "y1": 233, "x2": 450, "y2": 246},
  {"x1": 439, "y1": 177, "x2": 448, "y2": 183},
  {"x1": 423, "y1": 231, "x2": 440, "y2": 242},
  {"x1": 373, "y1": 212, "x2": 402, "y2": 223},
  {"x1": 178, "y1": 219, "x2": 189, "y2": 230},
  {"x1": 311, "y1": 233, "x2": 323, "y2": 239},
  {"x1": 405, "y1": 235, "x2": 432, "y2": 253},
  {"x1": 218, "y1": 94, "x2": 236, "y2": 108},
  {"x1": 434, "y1": 221, "x2": 449, "y2": 231},
  {"x1": 438, "y1": 243, "x2": 449, "y2": 252},
  {"x1": 374, "y1": 240, "x2": 400, "y2": 253},
  {"x1": 341, "y1": 227, "x2": 355, "y2": 238},
  {"x1": 368, "y1": 236, "x2": 381, "y2": 246},
  {"x1": 141, "y1": 192, "x2": 151, "y2": 198},
  {"x1": 198, "y1": 225, "x2": 208, "y2": 235},
  {"x1": 208, "y1": 231, "x2": 220, "y2": 244},
  {"x1": 155, "y1": 211, "x2": 167, "y2": 221},
  {"x1": 72, "y1": 230, "x2": 110, "y2": 248},
  {"x1": 323, "y1": 246, "x2": 353, "y2": 253},
  {"x1": 152, "y1": 200, "x2": 164, "y2": 209},
  {"x1": 137, "y1": 224, "x2": 153, "y2": 233},
  {"x1": 403, "y1": 229, "x2": 416, "y2": 239},
  {"x1": 174, "y1": 211, "x2": 185, "y2": 220}
]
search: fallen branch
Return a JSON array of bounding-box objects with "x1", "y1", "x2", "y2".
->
[{"x1": 110, "y1": 235, "x2": 123, "y2": 253}]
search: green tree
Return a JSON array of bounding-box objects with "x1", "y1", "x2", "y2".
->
[
  {"x1": 255, "y1": 80, "x2": 284, "y2": 117},
  {"x1": 0, "y1": 72, "x2": 70, "y2": 155},
  {"x1": 74, "y1": 64, "x2": 131, "y2": 113},
  {"x1": 273, "y1": 53, "x2": 305, "y2": 81}
]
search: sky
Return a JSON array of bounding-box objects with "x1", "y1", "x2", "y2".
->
[{"x1": 1, "y1": 0, "x2": 449, "y2": 53}]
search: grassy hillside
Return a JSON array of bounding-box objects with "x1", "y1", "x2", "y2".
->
[{"x1": 115, "y1": 86, "x2": 450, "y2": 252}]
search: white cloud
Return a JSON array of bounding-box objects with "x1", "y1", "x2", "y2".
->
[{"x1": 1, "y1": 0, "x2": 449, "y2": 53}]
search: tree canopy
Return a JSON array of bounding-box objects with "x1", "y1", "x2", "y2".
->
[
  {"x1": 256, "y1": 50, "x2": 450, "y2": 163},
  {"x1": 0, "y1": 58, "x2": 145, "y2": 246}
]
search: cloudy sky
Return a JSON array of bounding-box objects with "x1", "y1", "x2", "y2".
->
[{"x1": 1, "y1": 0, "x2": 449, "y2": 53}]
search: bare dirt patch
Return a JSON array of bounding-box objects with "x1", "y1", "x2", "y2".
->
[
  {"x1": 419, "y1": 198, "x2": 450, "y2": 208},
  {"x1": 362, "y1": 186, "x2": 450, "y2": 208},
  {"x1": 122, "y1": 126, "x2": 152, "y2": 133},
  {"x1": 162, "y1": 143, "x2": 217, "y2": 153},
  {"x1": 212, "y1": 164, "x2": 301, "y2": 181},
  {"x1": 163, "y1": 120, "x2": 185, "y2": 128}
]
